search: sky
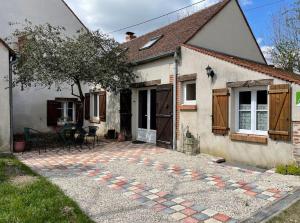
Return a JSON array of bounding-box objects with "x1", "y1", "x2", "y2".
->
[{"x1": 64, "y1": 0, "x2": 295, "y2": 62}]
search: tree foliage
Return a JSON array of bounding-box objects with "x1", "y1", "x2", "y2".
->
[
  {"x1": 271, "y1": 1, "x2": 300, "y2": 72},
  {"x1": 8, "y1": 21, "x2": 135, "y2": 102}
]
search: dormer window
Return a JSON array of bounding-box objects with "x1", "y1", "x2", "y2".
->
[{"x1": 139, "y1": 35, "x2": 163, "y2": 50}]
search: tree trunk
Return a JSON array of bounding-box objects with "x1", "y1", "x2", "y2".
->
[{"x1": 76, "y1": 80, "x2": 85, "y2": 127}]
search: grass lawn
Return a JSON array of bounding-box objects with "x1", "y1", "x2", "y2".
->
[
  {"x1": 0, "y1": 154, "x2": 94, "y2": 223},
  {"x1": 268, "y1": 200, "x2": 300, "y2": 223}
]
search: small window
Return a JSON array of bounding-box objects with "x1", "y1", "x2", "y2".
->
[
  {"x1": 236, "y1": 88, "x2": 268, "y2": 135},
  {"x1": 139, "y1": 35, "x2": 163, "y2": 50},
  {"x1": 57, "y1": 101, "x2": 75, "y2": 124},
  {"x1": 183, "y1": 81, "x2": 196, "y2": 105}
]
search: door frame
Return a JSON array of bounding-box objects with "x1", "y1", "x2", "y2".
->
[{"x1": 136, "y1": 87, "x2": 157, "y2": 143}]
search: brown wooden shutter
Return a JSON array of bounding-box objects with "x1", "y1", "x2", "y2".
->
[
  {"x1": 99, "y1": 91, "x2": 106, "y2": 122},
  {"x1": 212, "y1": 88, "x2": 229, "y2": 135},
  {"x1": 47, "y1": 100, "x2": 60, "y2": 126},
  {"x1": 268, "y1": 84, "x2": 291, "y2": 141},
  {"x1": 85, "y1": 93, "x2": 90, "y2": 120}
]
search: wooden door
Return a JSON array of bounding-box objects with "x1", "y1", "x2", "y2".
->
[
  {"x1": 156, "y1": 84, "x2": 173, "y2": 149},
  {"x1": 120, "y1": 89, "x2": 132, "y2": 139}
]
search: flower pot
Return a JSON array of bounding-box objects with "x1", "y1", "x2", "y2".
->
[{"x1": 14, "y1": 141, "x2": 26, "y2": 153}]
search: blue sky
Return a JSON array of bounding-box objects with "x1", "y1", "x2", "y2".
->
[{"x1": 65, "y1": 0, "x2": 294, "y2": 60}]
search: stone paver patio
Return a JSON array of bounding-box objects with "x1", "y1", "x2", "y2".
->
[{"x1": 16, "y1": 142, "x2": 300, "y2": 223}]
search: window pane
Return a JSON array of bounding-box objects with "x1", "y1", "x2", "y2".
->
[
  {"x1": 239, "y1": 91, "x2": 251, "y2": 110},
  {"x1": 239, "y1": 111, "x2": 251, "y2": 130},
  {"x1": 67, "y1": 102, "x2": 73, "y2": 121},
  {"x1": 257, "y1": 90, "x2": 268, "y2": 131},
  {"x1": 94, "y1": 94, "x2": 98, "y2": 117},
  {"x1": 257, "y1": 111, "x2": 268, "y2": 131},
  {"x1": 58, "y1": 103, "x2": 64, "y2": 119},
  {"x1": 186, "y1": 83, "x2": 196, "y2": 101},
  {"x1": 257, "y1": 90, "x2": 267, "y2": 110}
]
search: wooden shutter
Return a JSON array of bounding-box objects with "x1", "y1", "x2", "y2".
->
[
  {"x1": 212, "y1": 88, "x2": 229, "y2": 135},
  {"x1": 85, "y1": 93, "x2": 90, "y2": 120},
  {"x1": 268, "y1": 84, "x2": 291, "y2": 141},
  {"x1": 47, "y1": 100, "x2": 60, "y2": 126},
  {"x1": 99, "y1": 91, "x2": 106, "y2": 122}
]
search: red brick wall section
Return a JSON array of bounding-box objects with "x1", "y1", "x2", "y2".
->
[
  {"x1": 292, "y1": 122, "x2": 300, "y2": 165},
  {"x1": 169, "y1": 75, "x2": 181, "y2": 138}
]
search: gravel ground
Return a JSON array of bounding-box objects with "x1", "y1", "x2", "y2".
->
[
  {"x1": 102, "y1": 159, "x2": 269, "y2": 220},
  {"x1": 39, "y1": 169, "x2": 172, "y2": 223}
]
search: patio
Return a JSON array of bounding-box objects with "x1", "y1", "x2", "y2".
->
[{"x1": 16, "y1": 142, "x2": 300, "y2": 223}]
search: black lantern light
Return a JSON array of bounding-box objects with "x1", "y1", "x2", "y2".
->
[{"x1": 206, "y1": 65, "x2": 215, "y2": 79}]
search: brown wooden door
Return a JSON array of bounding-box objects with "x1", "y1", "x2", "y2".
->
[
  {"x1": 156, "y1": 84, "x2": 173, "y2": 149},
  {"x1": 120, "y1": 89, "x2": 132, "y2": 139}
]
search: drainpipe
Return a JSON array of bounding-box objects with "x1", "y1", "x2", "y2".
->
[
  {"x1": 173, "y1": 47, "x2": 180, "y2": 150},
  {"x1": 9, "y1": 54, "x2": 17, "y2": 153}
]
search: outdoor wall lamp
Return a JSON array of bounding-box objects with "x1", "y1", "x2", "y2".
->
[{"x1": 206, "y1": 65, "x2": 215, "y2": 79}]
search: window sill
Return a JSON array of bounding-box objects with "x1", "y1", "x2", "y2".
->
[
  {"x1": 179, "y1": 105, "x2": 197, "y2": 111},
  {"x1": 230, "y1": 133, "x2": 268, "y2": 144}
]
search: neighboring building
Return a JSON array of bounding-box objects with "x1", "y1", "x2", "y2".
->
[
  {"x1": 118, "y1": 0, "x2": 300, "y2": 167},
  {"x1": 0, "y1": 39, "x2": 15, "y2": 152},
  {"x1": 0, "y1": 0, "x2": 116, "y2": 152}
]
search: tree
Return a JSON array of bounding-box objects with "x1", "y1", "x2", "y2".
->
[
  {"x1": 271, "y1": 1, "x2": 300, "y2": 73},
  {"x1": 8, "y1": 21, "x2": 135, "y2": 126}
]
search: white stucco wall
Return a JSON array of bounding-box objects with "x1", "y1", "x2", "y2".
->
[
  {"x1": 178, "y1": 46, "x2": 299, "y2": 168},
  {"x1": 0, "y1": 44, "x2": 11, "y2": 152},
  {"x1": 0, "y1": 0, "x2": 84, "y2": 40},
  {"x1": 188, "y1": 0, "x2": 266, "y2": 64}
]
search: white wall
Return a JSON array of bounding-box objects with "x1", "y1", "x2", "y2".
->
[
  {"x1": 0, "y1": 0, "x2": 84, "y2": 40},
  {"x1": 188, "y1": 0, "x2": 266, "y2": 64},
  {"x1": 0, "y1": 44, "x2": 10, "y2": 152},
  {"x1": 178, "y1": 46, "x2": 298, "y2": 168}
]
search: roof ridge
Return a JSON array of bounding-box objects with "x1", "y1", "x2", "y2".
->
[{"x1": 124, "y1": 0, "x2": 230, "y2": 44}]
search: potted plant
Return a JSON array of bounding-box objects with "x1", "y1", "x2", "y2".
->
[{"x1": 14, "y1": 133, "x2": 26, "y2": 153}]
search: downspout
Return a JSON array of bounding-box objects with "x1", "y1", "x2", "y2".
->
[
  {"x1": 9, "y1": 54, "x2": 17, "y2": 153},
  {"x1": 173, "y1": 47, "x2": 180, "y2": 150}
]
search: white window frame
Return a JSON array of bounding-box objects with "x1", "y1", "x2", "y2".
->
[
  {"x1": 182, "y1": 81, "x2": 196, "y2": 105},
  {"x1": 235, "y1": 87, "x2": 268, "y2": 136},
  {"x1": 90, "y1": 93, "x2": 100, "y2": 120},
  {"x1": 57, "y1": 101, "x2": 76, "y2": 124}
]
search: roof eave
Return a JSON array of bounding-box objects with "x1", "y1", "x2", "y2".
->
[{"x1": 130, "y1": 51, "x2": 175, "y2": 66}]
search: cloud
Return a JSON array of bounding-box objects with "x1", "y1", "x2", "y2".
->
[
  {"x1": 65, "y1": 0, "x2": 193, "y2": 42},
  {"x1": 260, "y1": 45, "x2": 274, "y2": 64}
]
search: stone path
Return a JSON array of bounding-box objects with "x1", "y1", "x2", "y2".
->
[{"x1": 16, "y1": 142, "x2": 299, "y2": 223}]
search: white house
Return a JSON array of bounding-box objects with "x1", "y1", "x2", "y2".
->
[
  {"x1": 116, "y1": 0, "x2": 300, "y2": 167},
  {"x1": 0, "y1": 0, "x2": 117, "y2": 152}
]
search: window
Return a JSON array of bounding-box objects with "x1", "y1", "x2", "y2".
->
[
  {"x1": 57, "y1": 101, "x2": 75, "y2": 123},
  {"x1": 236, "y1": 88, "x2": 268, "y2": 135},
  {"x1": 182, "y1": 81, "x2": 196, "y2": 105},
  {"x1": 139, "y1": 35, "x2": 163, "y2": 50},
  {"x1": 91, "y1": 93, "x2": 99, "y2": 119}
]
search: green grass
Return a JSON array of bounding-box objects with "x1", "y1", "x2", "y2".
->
[
  {"x1": 0, "y1": 154, "x2": 94, "y2": 223},
  {"x1": 276, "y1": 164, "x2": 300, "y2": 176},
  {"x1": 268, "y1": 200, "x2": 300, "y2": 223}
]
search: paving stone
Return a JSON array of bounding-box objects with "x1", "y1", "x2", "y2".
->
[
  {"x1": 183, "y1": 217, "x2": 200, "y2": 223},
  {"x1": 202, "y1": 209, "x2": 218, "y2": 217},
  {"x1": 192, "y1": 213, "x2": 210, "y2": 221},
  {"x1": 181, "y1": 208, "x2": 197, "y2": 216},
  {"x1": 163, "y1": 207, "x2": 176, "y2": 214},
  {"x1": 170, "y1": 205, "x2": 186, "y2": 211},
  {"x1": 191, "y1": 205, "x2": 206, "y2": 212},
  {"x1": 170, "y1": 212, "x2": 187, "y2": 221},
  {"x1": 163, "y1": 201, "x2": 177, "y2": 207},
  {"x1": 172, "y1": 197, "x2": 185, "y2": 204},
  {"x1": 213, "y1": 213, "x2": 230, "y2": 222}
]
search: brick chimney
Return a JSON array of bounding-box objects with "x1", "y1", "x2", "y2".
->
[{"x1": 125, "y1": 32, "x2": 136, "y2": 42}]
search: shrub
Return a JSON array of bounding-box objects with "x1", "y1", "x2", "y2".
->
[{"x1": 276, "y1": 164, "x2": 300, "y2": 176}]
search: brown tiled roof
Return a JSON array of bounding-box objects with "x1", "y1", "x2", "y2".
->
[
  {"x1": 122, "y1": 0, "x2": 231, "y2": 63},
  {"x1": 183, "y1": 44, "x2": 300, "y2": 85}
]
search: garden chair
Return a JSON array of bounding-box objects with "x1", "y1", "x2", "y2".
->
[
  {"x1": 75, "y1": 127, "x2": 91, "y2": 150},
  {"x1": 57, "y1": 126, "x2": 76, "y2": 151},
  {"x1": 84, "y1": 126, "x2": 99, "y2": 147},
  {"x1": 24, "y1": 128, "x2": 47, "y2": 154}
]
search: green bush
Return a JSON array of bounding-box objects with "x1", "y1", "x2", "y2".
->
[{"x1": 276, "y1": 164, "x2": 300, "y2": 176}]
